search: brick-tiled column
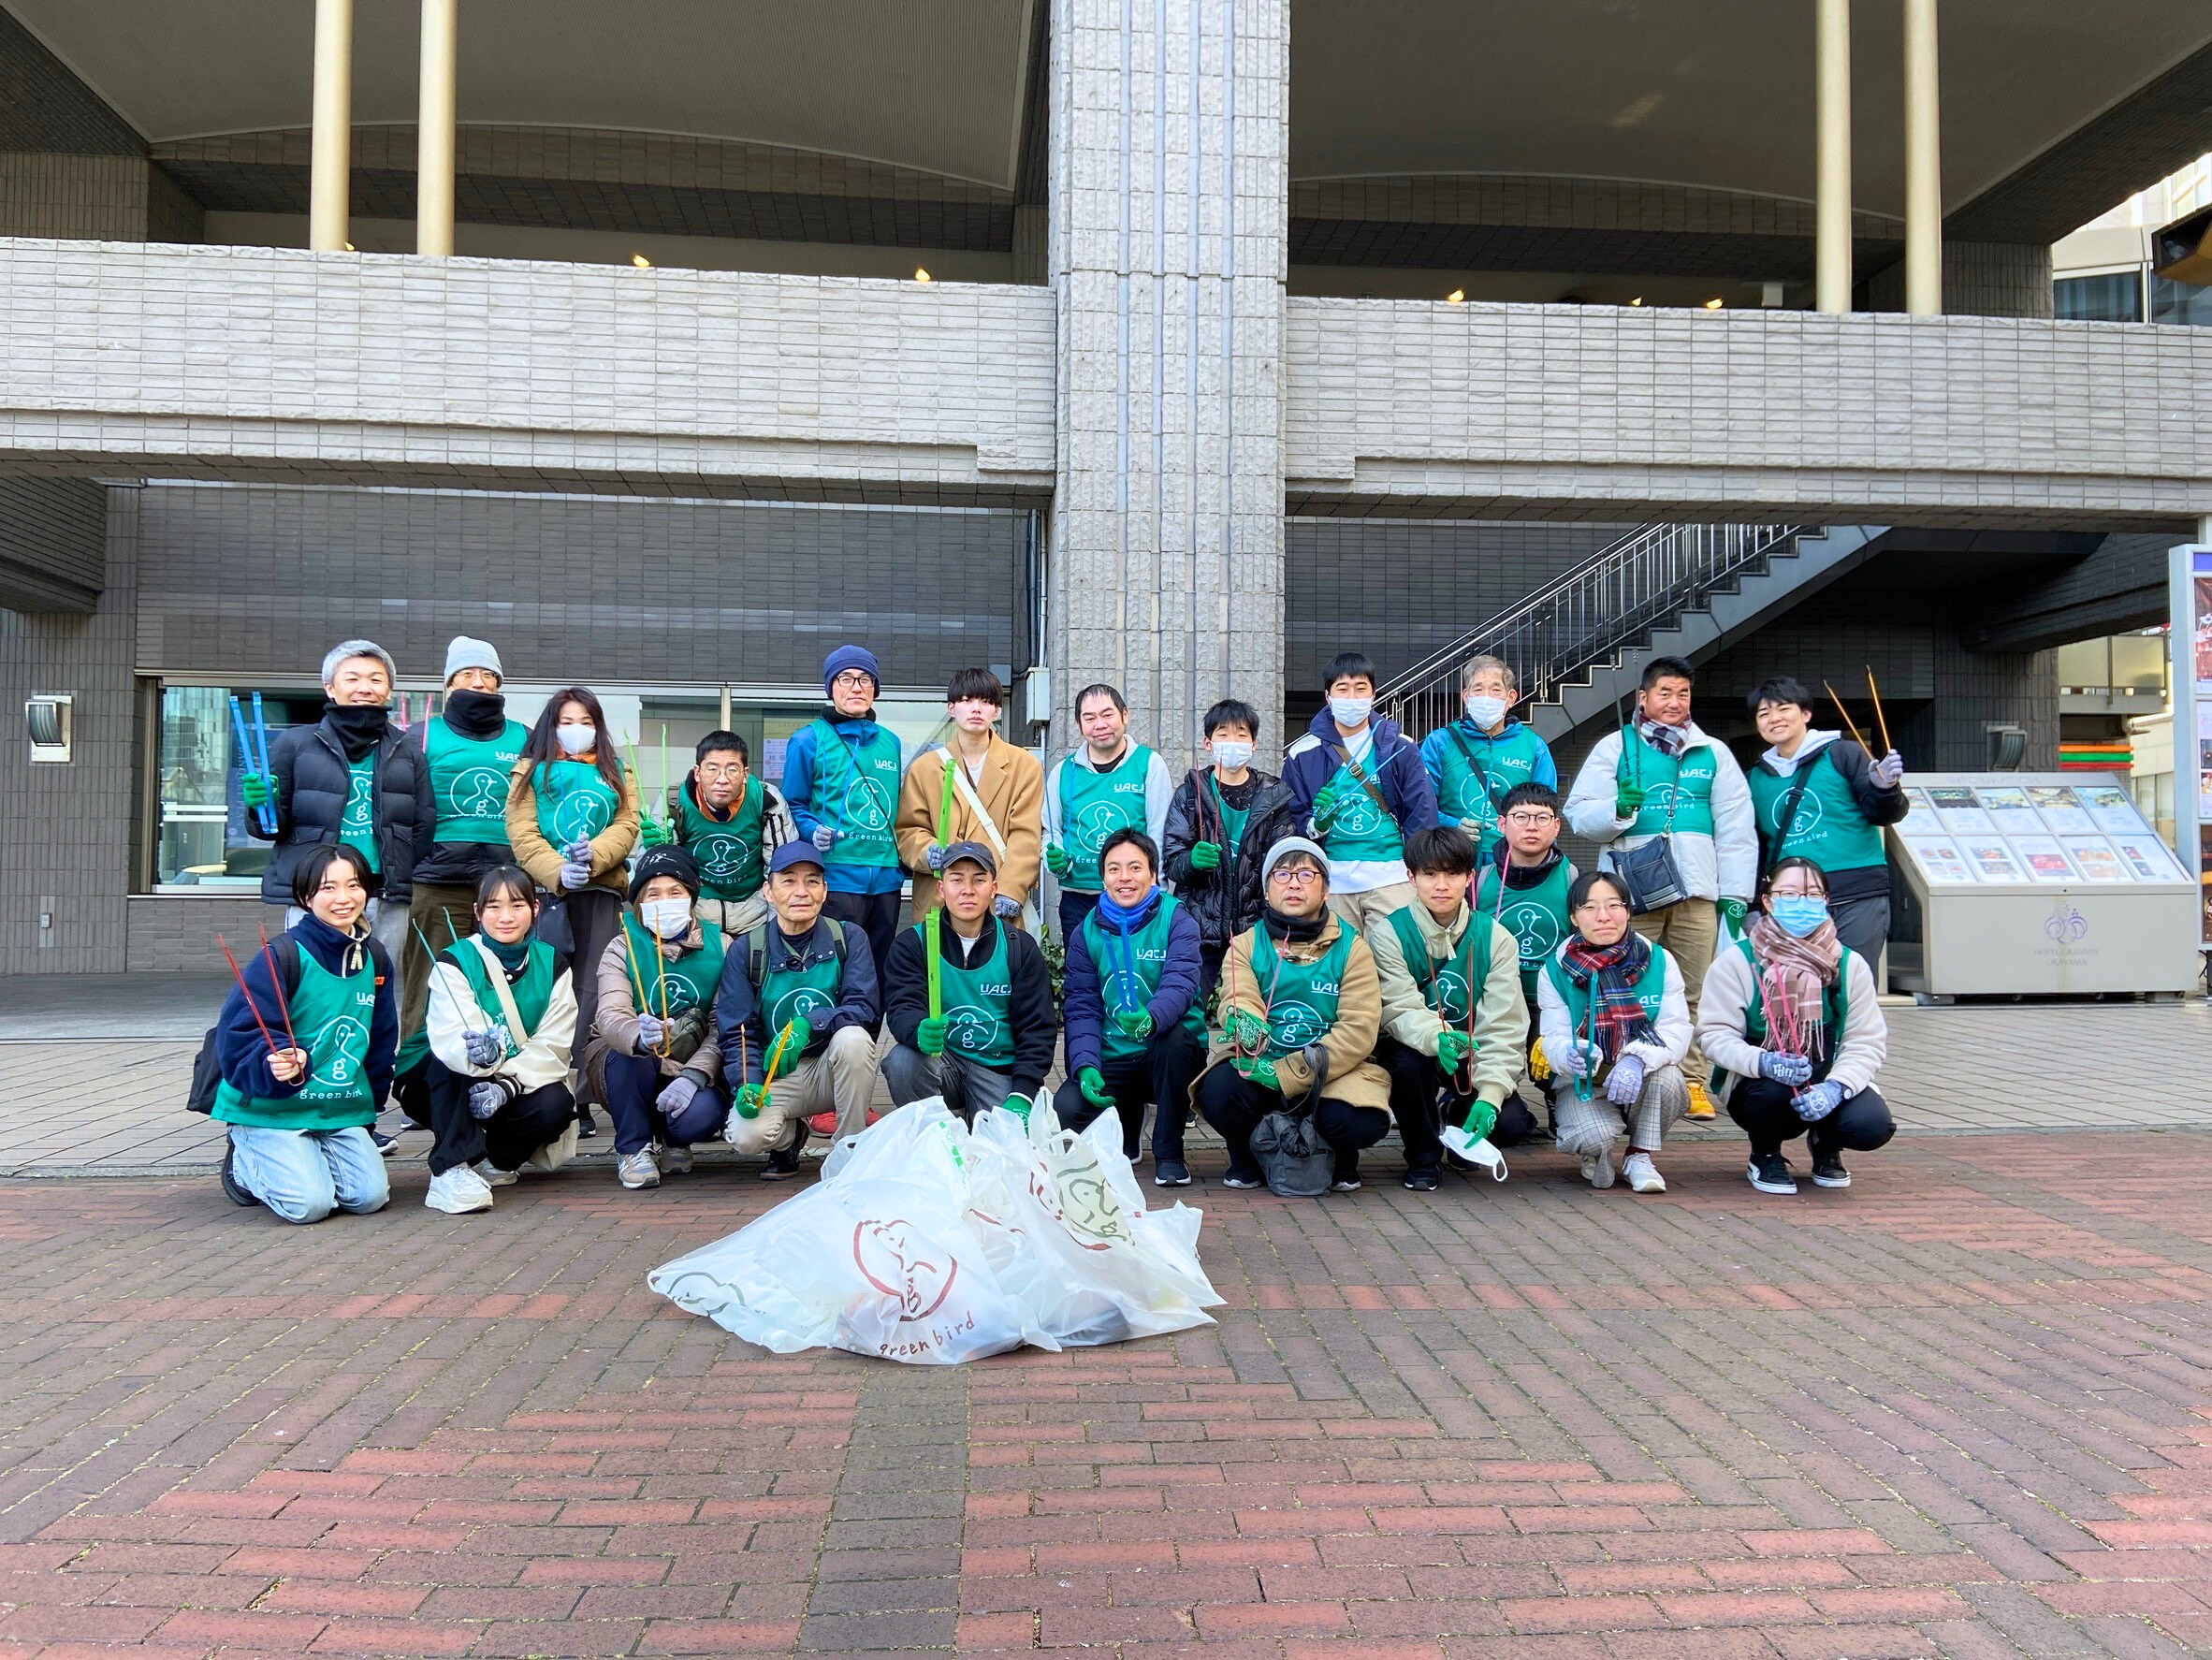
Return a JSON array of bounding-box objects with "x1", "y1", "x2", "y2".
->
[{"x1": 1046, "y1": 0, "x2": 1288, "y2": 761}]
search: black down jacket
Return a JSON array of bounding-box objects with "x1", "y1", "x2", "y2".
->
[
  {"x1": 1159, "y1": 766, "x2": 1299, "y2": 951},
  {"x1": 252, "y1": 714, "x2": 430, "y2": 905}
]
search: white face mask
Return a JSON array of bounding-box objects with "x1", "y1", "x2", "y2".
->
[
  {"x1": 639, "y1": 897, "x2": 691, "y2": 939},
  {"x1": 1329, "y1": 696, "x2": 1374, "y2": 729},
  {"x1": 555, "y1": 722, "x2": 596, "y2": 756},
  {"x1": 1464, "y1": 694, "x2": 1508, "y2": 730},
  {"x1": 1212, "y1": 739, "x2": 1255, "y2": 772}
]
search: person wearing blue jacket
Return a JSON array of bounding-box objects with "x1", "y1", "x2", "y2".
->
[
  {"x1": 1052, "y1": 829, "x2": 1205, "y2": 1186},
  {"x1": 1419, "y1": 655, "x2": 1558, "y2": 863},
  {"x1": 780, "y1": 644, "x2": 907, "y2": 984},
  {"x1": 1282, "y1": 651, "x2": 1440, "y2": 933},
  {"x1": 212, "y1": 844, "x2": 397, "y2": 1224}
]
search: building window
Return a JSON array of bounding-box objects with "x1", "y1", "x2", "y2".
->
[
  {"x1": 153, "y1": 685, "x2": 325, "y2": 892},
  {"x1": 2150, "y1": 275, "x2": 2212, "y2": 327},
  {"x1": 2054, "y1": 271, "x2": 2143, "y2": 322}
]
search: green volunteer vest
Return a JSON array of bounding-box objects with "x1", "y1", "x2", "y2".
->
[
  {"x1": 533, "y1": 758, "x2": 620, "y2": 848},
  {"x1": 752, "y1": 926, "x2": 847, "y2": 1041},
  {"x1": 451, "y1": 936, "x2": 559, "y2": 1054},
  {"x1": 927, "y1": 920, "x2": 1016, "y2": 1068},
  {"x1": 1318, "y1": 743, "x2": 1404, "y2": 863},
  {"x1": 1616, "y1": 730, "x2": 1717, "y2": 837},
  {"x1": 1543, "y1": 944, "x2": 1669, "y2": 1050},
  {"x1": 1080, "y1": 894, "x2": 1206, "y2": 1061},
  {"x1": 425, "y1": 716, "x2": 526, "y2": 845},
  {"x1": 677, "y1": 778, "x2": 766, "y2": 901},
  {"x1": 1748, "y1": 750, "x2": 1887, "y2": 874},
  {"x1": 1056, "y1": 745, "x2": 1155, "y2": 892},
  {"x1": 621, "y1": 917, "x2": 725, "y2": 1018},
  {"x1": 1432, "y1": 722, "x2": 1545, "y2": 857},
  {"x1": 1383, "y1": 903, "x2": 1492, "y2": 1028},
  {"x1": 1735, "y1": 937, "x2": 1852, "y2": 1047},
  {"x1": 340, "y1": 754, "x2": 381, "y2": 872},
  {"x1": 1477, "y1": 859, "x2": 1574, "y2": 997},
  {"x1": 212, "y1": 943, "x2": 380, "y2": 1130},
  {"x1": 1246, "y1": 925, "x2": 1355, "y2": 1060},
  {"x1": 808, "y1": 720, "x2": 902, "y2": 868}
]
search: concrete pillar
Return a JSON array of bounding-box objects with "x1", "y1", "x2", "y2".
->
[
  {"x1": 309, "y1": 0, "x2": 354, "y2": 252},
  {"x1": 1902, "y1": 0, "x2": 1941, "y2": 315},
  {"x1": 1815, "y1": 0, "x2": 1852, "y2": 314},
  {"x1": 416, "y1": 0, "x2": 458, "y2": 256},
  {"x1": 1045, "y1": 0, "x2": 1288, "y2": 762}
]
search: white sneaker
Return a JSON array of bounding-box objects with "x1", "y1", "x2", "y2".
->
[
  {"x1": 1581, "y1": 1148, "x2": 1617, "y2": 1189},
  {"x1": 618, "y1": 1150, "x2": 661, "y2": 1189},
  {"x1": 1623, "y1": 1152, "x2": 1666, "y2": 1194},
  {"x1": 473, "y1": 1160, "x2": 517, "y2": 1187},
  {"x1": 425, "y1": 1165, "x2": 494, "y2": 1215},
  {"x1": 661, "y1": 1145, "x2": 694, "y2": 1176}
]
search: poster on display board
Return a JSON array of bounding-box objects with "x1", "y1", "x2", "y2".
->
[{"x1": 2173, "y1": 545, "x2": 2212, "y2": 948}]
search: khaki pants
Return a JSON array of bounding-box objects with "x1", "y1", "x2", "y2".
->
[
  {"x1": 1632, "y1": 896, "x2": 1718, "y2": 1087},
  {"x1": 1325, "y1": 881, "x2": 1417, "y2": 935},
  {"x1": 768, "y1": 1024, "x2": 881, "y2": 1140},
  {"x1": 402, "y1": 881, "x2": 480, "y2": 1051},
  {"x1": 696, "y1": 892, "x2": 771, "y2": 939}
]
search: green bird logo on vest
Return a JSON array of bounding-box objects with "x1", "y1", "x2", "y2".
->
[
  {"x1": 1502, "y1": 900, "x2": 1564, "y2": 965},
  {"x1": 653, "y1": 973, "x2": 704, "y2": 1016},
  {"x1": 1768, "y1": 788, "x2": 1825, "y2": 840},
  {"x1": 769, "y1": 985, "x2": 835, "y2": 1032},
  {"x1": 1329, "y1": 786, "x2": 1384, "y2": 837},
  {"x1": 1431, "y1": 967, "x2": 1472, "y2": 1016},
  {"x1": 1269, "y1": 998, "x2": 1330, "y2": 1048},
  {"x1": 549, "y1": 792, "x2": 605, "y2": 844},
  {"x1": 944, "y1": 1002, "x2": 1004, "y2": 1056},
  {"x1": 308, "y1": 1015, "x2": 369, "y2": 1088},
  {"x1": 1073, "y1": 800, "x2": 1123, "y2": 857},
  {"x1": 695, "y1": 835, "x2": 746, "y2": 881},
  {"x1": 447, "y1": 765, "x2": 507, "y2": 821},
  {"x1": 1642, "y1": 781, "x2": 1681, "y2": 818},
  {"x1": 843, "y1": 774, "x2": 893, "y2": 832}
]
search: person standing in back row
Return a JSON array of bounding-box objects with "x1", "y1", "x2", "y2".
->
[
  {"x1": 895, "y1": 668, "x2": 1043, "y2": 925},
  {"x1": 1282, "y1": 651, "x2": 1438, "y2": 933},
  {"x1": 667, "y1": 730, "x2": 797, "y2": 939},
  {"x1": 1162, "y1": 698, "x2": 1298, "y2": 996},
  {"x1": 783, "y1": 645, "x2": 908, "y2": 984},
  {"x1": 1043, "y1": 683, "x2": 1173, "y2": 943},
  {"x1": 1564, "y1": 656, "x2": 1754, "y2": 1119},
  {"x1": 1420, "y1": 655, "x2": 1557, "y2": 863}
]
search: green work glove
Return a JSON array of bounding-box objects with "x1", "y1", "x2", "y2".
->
[
  {"x1": 1718, "y1": 897, "x2": 1749, "y2": 932},
  {"x1": 778, "y1": 1013, "x2": 814, "y2": 1055},
  {"x1": 1113, "y1": 1006, "x2": 1153, "y2": 1041},
  {"x1": 915, "y1": 1015, "x2": 948, "y2": 1056},
  {"x1": 1309, "y1": 783, "x2": 1342, "y2": 831},
  {"x1": 1435, "y1": 1029, "x2": 1473, "y2": 1072},
  {"x1": 1460, "y1": 1098, "x2": 1498, "y2": 1143},
  {"x1": 1234, "y1": 1055, "x2": 1279, "y2": 1091},
  {"x1": 1189, "y1": 841, "x2": 1221, "y2": 871},
  {"x1": 1078, "y1": 1067, "x2": 1114, "y2": 1108},
  {"x1": 1614, "y1": 782, "x2": 1646, "y2": 819},
  {"x1": 1000, "y1": 1093, "x2": 1032, "y2": 1124},
  {"x1": 734, "y1": 1083, "x2": 766, "y2": 1119},
  {"x1": 1044, "y1": 843, "x2": 1071, "y2": 876},
  {"x1": 240, "y1": 771, "x2": 272, "y2": 808},
  {"x1": 1225, "y1": 1008, "x2": 1267, "y2": 1053},
  {"x1": 637, "y1": 814, "x2": 672, "y2": 849}
]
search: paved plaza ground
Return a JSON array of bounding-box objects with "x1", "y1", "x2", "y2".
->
[{"x1": 0, "y1": 995, "x2": 2205, "y2": 1656}]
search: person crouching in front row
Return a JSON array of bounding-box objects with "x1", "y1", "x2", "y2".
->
[
  {"x1": 1536, "y1": 869, "x2": 1694, "y2": 1195},
  {"x1": 212, "y1": 845, "x2": 395, "y2": 1224},
  {"x1": 881, "y1": 841, "x2": 1058, "y2": 1125},
  {"x1": 591, "y1": 847, "x2": 730, "y2": 1190},
  {"x1": 419, "y1": 864, "x2": 582, "y2": 1215},
  {"x1": 1198, "y1": 838, "x2": 1393, "y2": 1192}
]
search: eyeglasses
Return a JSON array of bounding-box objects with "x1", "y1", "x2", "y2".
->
[
  {"x1": 1503, "y1": 810, "x2": 1557, "y2": 826},
  {"x1": 831, "y1": 671, "x2": 875, "y2": 690},
  {"x1": 698, "y1": 763, "x2": 746, "y2": 779},
  {"x1": 1268, "y1": 867, "x2": 1323, "y2": 886},
  {"x1": 1577, "y1": 900, "x2": 1630, "y2": 917}
]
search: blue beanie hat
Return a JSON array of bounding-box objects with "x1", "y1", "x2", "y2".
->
[{"x1": 822, "y1": 644, "x2": 881, "y2": 697}]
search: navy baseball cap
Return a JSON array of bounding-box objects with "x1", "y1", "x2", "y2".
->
[{"x1": 769, "y1": 841, "x2": 825, "y2": 876}]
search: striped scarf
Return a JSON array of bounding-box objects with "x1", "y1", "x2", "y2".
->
[{"x1": 1560, "y1": 930, "x2": 1656, "y2": 1060}]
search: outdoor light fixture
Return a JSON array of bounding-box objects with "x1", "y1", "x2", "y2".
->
[
  {"x1": 1628, "y1": 297, "x2": 1644, "y2": 306},
  {"x1": 25, "y1": 693, "x2": 72, "y2": 764},
  {"x1": 1704, "y1": 298, "x2": 1724, "y2": 310},
  {"x1": 914, "y1": 268, "x2": 932, "y2": 283},
  {"x1": 1446, "y1": 289, "x2": 1464, "y2": 303},
  {"x1": 631, "y1": 254, "x2": 653, "y2": 269}
]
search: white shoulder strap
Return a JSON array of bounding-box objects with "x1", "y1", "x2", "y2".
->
[
  {"x1": 939, "y1": 747, "x2": 1010, "y2": 861},
  {"x1": 467, "y1": 934, "x2": 531, "y2": 1042}
]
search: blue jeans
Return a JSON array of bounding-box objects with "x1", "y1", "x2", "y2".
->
[
  {"x1": 604, "y1": 1050, "x2": 729, "y2": 1156},
  {"x1": 227, "y1": 1124, "x2": 391, "y2": 1224}
]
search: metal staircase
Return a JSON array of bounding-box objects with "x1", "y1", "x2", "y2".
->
[{"x1": 1376, "y1": 521, "x2": 1889, "y2": 743}]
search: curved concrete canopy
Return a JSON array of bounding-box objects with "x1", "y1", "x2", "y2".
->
[
  {"x1": 1289, "y1": 0, "x2": 2212, "y2": 218},
  {"x1": 5, "y1": 0, "x2": 1032, "y2": 188}
]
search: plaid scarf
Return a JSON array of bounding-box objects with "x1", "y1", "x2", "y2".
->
[
  {"x1": 1637, "y1": 717, "x2": 1687, "y2": 758},
  {"x1": 1559, "y1": 930, "x2": 1656, "y2": 1059},
  {"x1": 1745, "y1": 910, "x2": 1842, "y2": 1060}
]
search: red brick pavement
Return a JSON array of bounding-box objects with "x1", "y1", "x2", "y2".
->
[{"x1": 0, "y1": 1131, "x2": 2208, "y2": 1656}]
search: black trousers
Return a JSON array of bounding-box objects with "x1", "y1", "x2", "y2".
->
[
  {"x1": 1374, "y1": 1032, "x2": 1468, "y2": 1175},
  {"x1": 1197, "y1": 941, "x2": 1227, "y2": 998},
  {"x1": 1056, "y1": 887, "x2": 1098, "y2": 945},
  {"x1": 557, "y1": 886, "x2": 624, "y2": 1112},
  {"x1": 824, "y1": 890, "x2": 902, "y2": 1008},
  {"x1": 1728, "y1": 1077, "x2": 1896, "y2": 1159},
  {"x1": 424, "y1": 1058, "x2": 575, "y2": 1176},
  {"x1": 1195, "y1": 1066, "x2": 1390, "y2": 1184},
  {"x1": 1052, "y1": 1023, "x2": 1204, "y2": 1161}
]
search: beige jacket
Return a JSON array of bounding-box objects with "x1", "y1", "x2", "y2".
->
[
  {"x1": 1696, "y1": 942, "x2": 1886, "y2": 1103},
  {"x1": 1364, "y1": 900, "x2": 1529, "y2": 1109},
  {"x1": 895, "y1": 734, "x2": 1045, "y2": 911},
  {"x1": 590, "y1": 920, "x2": 724, "y2": 1084},
  {"x1": 1215, "y1": 912, "x2": 1390, "y2": 1113},
  {"x1": 505, "y1": 754, "x2": 641, "y2": 898}
]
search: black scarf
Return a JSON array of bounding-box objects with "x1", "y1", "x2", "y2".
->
[
  {"x1": 1260, "y1": 903, "x2": 1327, "y2": 945},
  {"x1": 324, "y1": 702, "x2": 389, "y2": 762},
  {"x1": 442, "y1": 689, "x2": 507, "y2": 738},
  {"x1": 1504, "y1": 847, "x2": 1564, "y2": 892}
]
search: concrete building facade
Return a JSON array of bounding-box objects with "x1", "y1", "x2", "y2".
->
[{"x1": 5, "y1": 1, "x2": 2212, "y2": 972}]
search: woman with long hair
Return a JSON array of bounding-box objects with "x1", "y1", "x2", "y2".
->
[{"x1": 505, "y1": 687, "x2": 639, "y2": 1135}]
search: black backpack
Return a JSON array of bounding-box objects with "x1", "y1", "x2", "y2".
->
[
  {"x1": 186, "y1": 946, "x2": 304, "y2": 1115},
  {"x1": 740, "y1": 918, "x2": 851, "y2": 988}
]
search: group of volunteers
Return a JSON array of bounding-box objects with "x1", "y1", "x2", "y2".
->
[{"x1": 206, "y1": 633, "x2": 1909, "y2": 1226}]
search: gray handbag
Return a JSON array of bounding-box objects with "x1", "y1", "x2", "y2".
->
[
  {"x1": 1611, "y1": 728, "x2": 1689, "y2": 913},
  {"x1": 1250, "y1": 1108, "x2": 1334, "y2": 1198}
]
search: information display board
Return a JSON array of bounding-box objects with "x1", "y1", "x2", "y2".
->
[
  {"x1": 2175, "y1": 544, "x2": 2212, "y2": 948},
  {"x1": 1889, "y1": 772, "x2": 2199, "y2": 996}
]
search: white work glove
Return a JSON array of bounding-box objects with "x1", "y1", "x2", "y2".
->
[
  {"x1": 1871, "y1": 750, "x2": 1904, "y2": 788},
  {"x1": 558, "y1": 857, "x2": 590, "y2": 891},
  {"x1": 811, "y1": 824, "x2": 839, "y2": 852},
  {"x1": 1606, "y1": 1054, "x2": 1645, "y2": 1107},
  {"x1": 656, "y1": 1074, "x2": 701, "y2": 1115},
  {"x1": 634, "y1": 1012, "x2": 668, "y2": 1054}
]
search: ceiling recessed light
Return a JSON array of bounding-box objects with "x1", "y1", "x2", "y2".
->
[
  {"x1": 914, "y1": 268, "x2": 932, "y2": 283},
  {"x1": 1704, "y1": 297, "x2": 1724, "y2": 310},
  {"x1": 631, "y1": 254, "x2": 652, "y2": 269},
  {"x1": 342, "y1": 241, "x2": 356, "y2": 252},
  {"x1": 1446, "y1": 288, "x2": 1465, "y2": 303},
  {"x1": 1629, "y1": 296, "x2": 1644, "y2": 306}
]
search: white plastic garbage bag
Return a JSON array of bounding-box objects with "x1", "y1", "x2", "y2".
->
[{"x1": 648, "y1": 1096, "x2": 1222, "y2": 1363}]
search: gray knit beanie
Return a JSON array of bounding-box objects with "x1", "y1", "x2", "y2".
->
[{"x1": 443, "y1": 635, "x2": 502, "y2": 686}]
